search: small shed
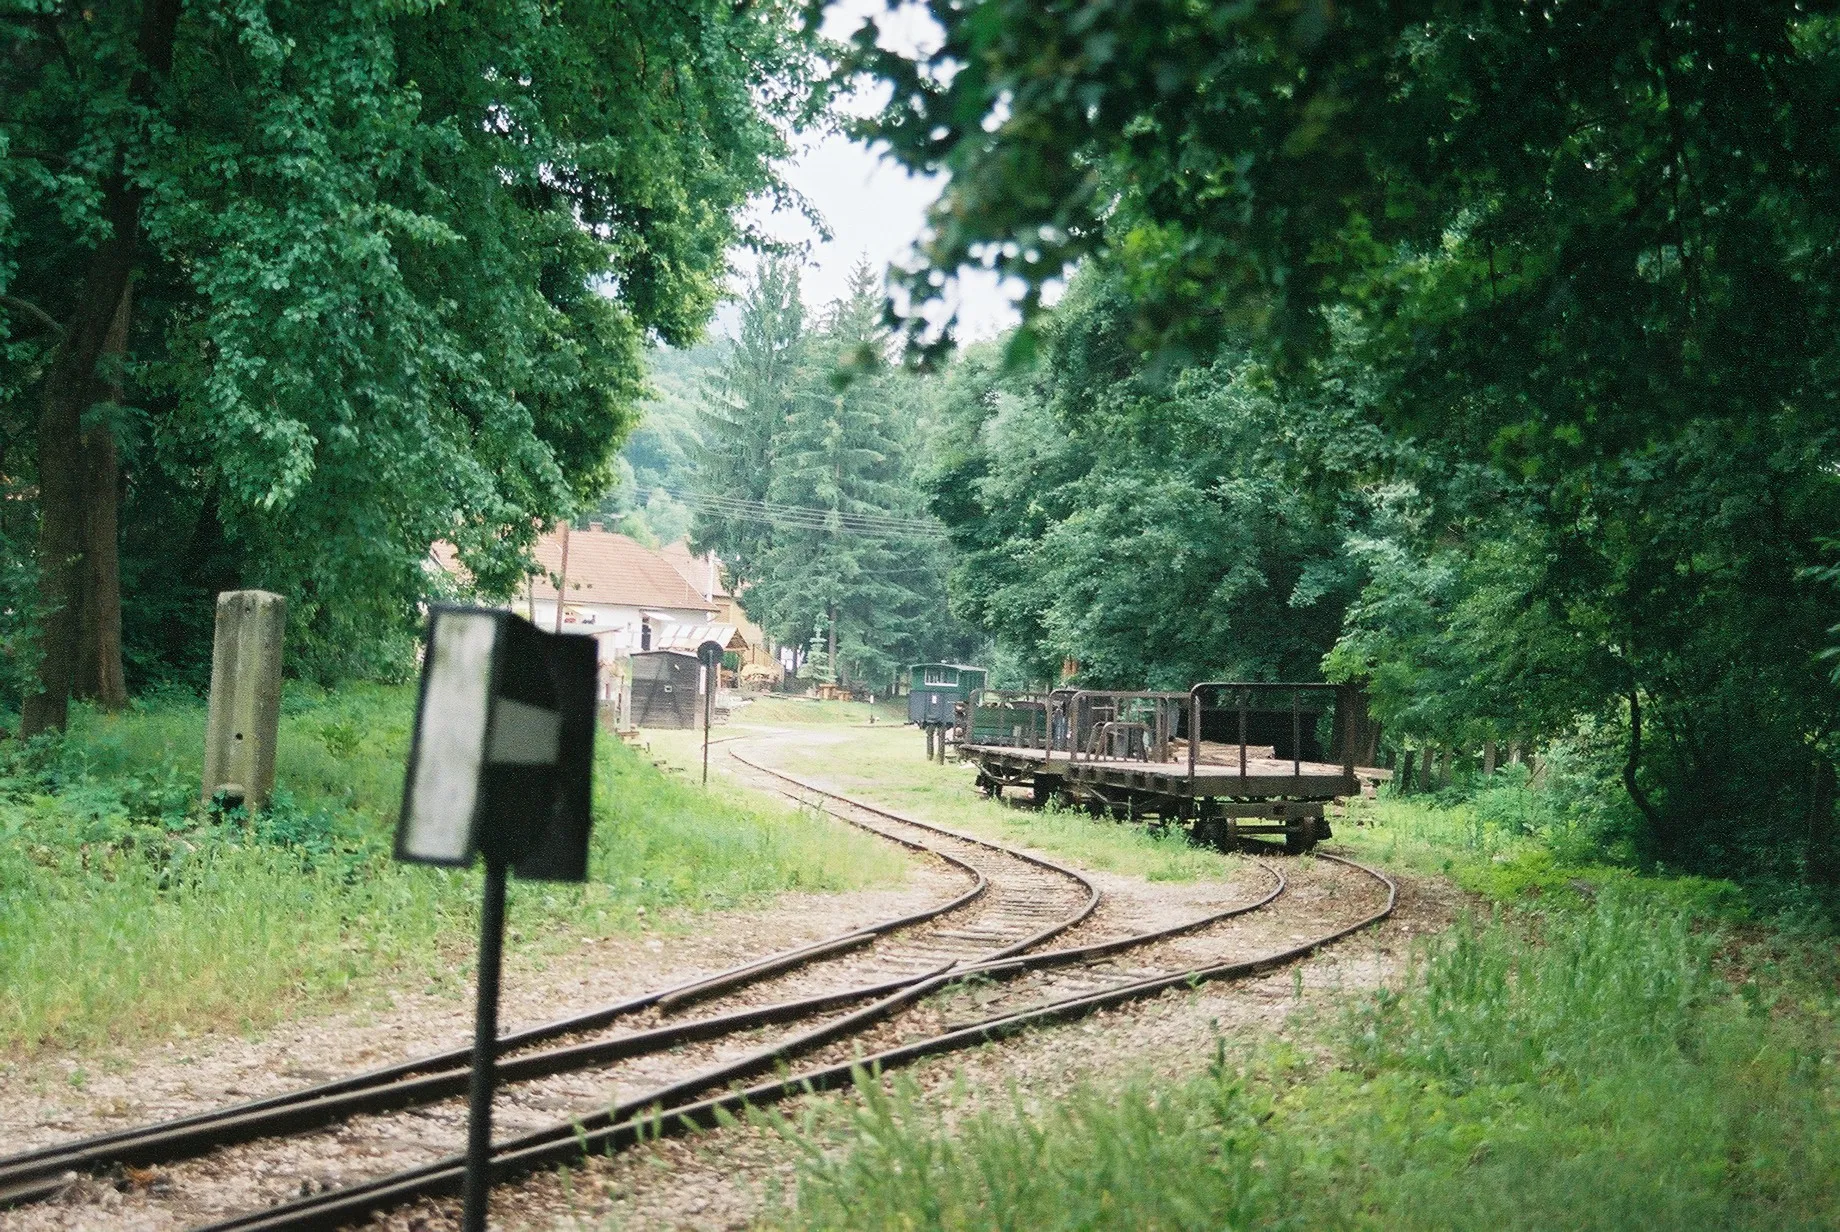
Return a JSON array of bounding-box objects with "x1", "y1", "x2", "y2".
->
[
  {"x1": 906, "y1": 663, "x2": 988, "y2": 726},
  {"x1": 630, "y1": 649, "x2": 703, "y2": 729}
]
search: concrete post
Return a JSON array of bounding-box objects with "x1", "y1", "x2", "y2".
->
[{"x1": 202, "y1": 590, "x2": 286, "y2": 809}]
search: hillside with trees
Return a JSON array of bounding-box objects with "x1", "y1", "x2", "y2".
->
[{"x1": 691, "y1": 258, "x2": 974, "y2": 688}]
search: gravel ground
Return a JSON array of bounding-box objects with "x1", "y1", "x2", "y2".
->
[
  {"x1": 0, "y1": 729, "x2": 1464, "y2": 1232},
  {"x1": 480, "y1": 861, "x2": 1463, "y2": 1232},
  {"x1": 0, "y1": 869, "x2": 957, "y2": 1232}
]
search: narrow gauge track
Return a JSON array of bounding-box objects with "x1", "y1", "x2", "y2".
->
[
  {"x1": 172, "y1": 757, "x2": 1388, "y2": 1232},
  {"x1": 0, "y1": 745, "x2": 1103, "y2": 1218}
]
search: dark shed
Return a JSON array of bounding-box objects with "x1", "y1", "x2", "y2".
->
[
  {"x1": 906, "y1": 663, "x2": 988, "y2": 726},
  {"x1": 630, "y1": 650, "x2": 702, "y2": 729}
]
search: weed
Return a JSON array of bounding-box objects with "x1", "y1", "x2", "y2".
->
[{"x1": 778, "y1": 894, "x2": 1840, "y2": 1231}]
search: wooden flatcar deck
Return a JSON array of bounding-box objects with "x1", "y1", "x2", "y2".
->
[{"x1": 962, "y1": 744, "x2": 1355, "y2": 801}]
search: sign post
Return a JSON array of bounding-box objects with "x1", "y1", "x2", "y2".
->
[
  {"x1": 394, "y1": 607, "x2": 598, "y2": 1232},
  {"x1": 697, "y1": 639, "x2": 723, "y2": 786},
  {"x1": 464, "y1": 855, "x2": 508, "y2": 1230}
]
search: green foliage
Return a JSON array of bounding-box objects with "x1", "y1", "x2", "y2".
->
[
  {"x1": 781, "y1": 892, "x2": 1840, "y2": 1231},
  {"x1": 587, "y1": 340, "x2": 732, "y2": 546},
  {"x1": 926, "y1": 271, "x2": 1368, "y2": 688},
  {"x1": 693, "y1": 258, "x2": 974, "y2": 685},
  {"x1": 862, "y1": 2, "x2": 1840, "y2": 884},
  {"x1": 0, "y1": 684, "x2": 901, "y2": 1051},
  {"x1": 1, "y1": 0, "x2": 825, "y2": 684}
]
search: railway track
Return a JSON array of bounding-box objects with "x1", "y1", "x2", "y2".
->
[
  {"x1": 0, "y1": 743, "x2": 1104, "y2": 1224},
  {"x1": 1, "y1": 744, "x2": 1392, "y2": 1232}
]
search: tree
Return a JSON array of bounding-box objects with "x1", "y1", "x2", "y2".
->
[
  {"x1": 925, "y1": 270, "x2": 1365, "y2": 690},
  {"x1": 1, "y1": 0, "x2": 824, "y2": 727},
  {"x1": 857, "y1": 0, "x2": 1840, "y2": 880},
  {"x1": 695, "y1": 260, "x2": 966, "y2": 685},
  {"x1": 695, "y1": 255, "x2": 810, "y2": 584}
]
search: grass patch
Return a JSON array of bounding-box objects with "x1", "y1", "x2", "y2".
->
[
  {"x1": 652, "y1": 719, "x2": 1231, "y2": 883},
  {"x1": 779, "y1": 888, "x2": 1840, "y2": 1231},
  {"x1": 727, "y1": 694, "x2": 908, "y2": 726},
  {"x1": 0, "y1": 686, "x2": 902, "y2": 1054},
  {"x1": 1335, "y1": 779, "x2": 1749, "y2": 919}
]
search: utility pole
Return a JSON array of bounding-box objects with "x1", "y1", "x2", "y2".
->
[{"x1": 554, "y1": 520, "x2": 571, "y2": 633}]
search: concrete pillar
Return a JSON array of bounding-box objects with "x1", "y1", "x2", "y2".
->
[{"x1": 202, "y1": 590, "x2": 286, "y2": 809}]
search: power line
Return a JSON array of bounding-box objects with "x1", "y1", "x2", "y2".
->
[{"x1": 660, "y1": 487, "x2": 949, "y2": 540}]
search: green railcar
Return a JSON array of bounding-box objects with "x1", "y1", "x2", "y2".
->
[{"x1": 906, "y1": 664, "x2": 987, "y2": 726}]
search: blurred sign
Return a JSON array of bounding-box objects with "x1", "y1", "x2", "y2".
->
[
  {"x1": 394, "y1": 605, "x2": 601, "y2": 1232},
  {"x1": 396, "y1": 606, "x2": 597, "y2": 881}
]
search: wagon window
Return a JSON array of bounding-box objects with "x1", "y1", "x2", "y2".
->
[{"x1": 923, "y1": 667, "x2": 952, "y2": 685}]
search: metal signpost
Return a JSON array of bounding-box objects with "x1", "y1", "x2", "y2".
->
[
  {"x1": 698, "y1": 638, "x2": 723, "y2": 786},
  {"x1": 394, "y1": 607, "x2": 598, "y2": 1232}
]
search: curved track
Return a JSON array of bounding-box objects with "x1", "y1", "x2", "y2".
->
[
  {"x1": 0, "y1": 743, "x2": 1103, "y2": 1218},
  {"x1": 2, "y1": 742, "x2": 1392, "y2": 1232}
]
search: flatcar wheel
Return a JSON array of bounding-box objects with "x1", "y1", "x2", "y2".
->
[{"x1": 1285, "y1": 815, "x2": 1318, "y2": 854}]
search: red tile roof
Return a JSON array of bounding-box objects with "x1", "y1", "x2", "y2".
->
[
  {"x1": 433, "y1": 528, "x2": 716, "y2": 614},
  {"x1": 659, "y1": 540, "x2": 732, "y2": 601}
]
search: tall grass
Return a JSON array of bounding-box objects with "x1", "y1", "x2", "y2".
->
[
  {"x1": 0, "y1": 686, "x2": 902, "y2": 1053},
  {"x1": 780, "y1": 890, "x2": 1840, "y2": 1231},
  {"x1": 782, "y1": 1057, "x2": 1277, "y2": 1232},
  {"x1": 1339, "y1": 772, "x2": 1745, "y2": 917}
]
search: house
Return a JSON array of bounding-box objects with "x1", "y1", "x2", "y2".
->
[
  {"x1": 658, "y1": 540, "x2": 782, "y2": 684},
  {"x1": 431, "y1": 524, "x2": 717, "y2": 654}
]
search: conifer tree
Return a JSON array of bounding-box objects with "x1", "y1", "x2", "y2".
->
[
  {"x1": 695, "y1": 260, "x2": 960, "y2": 687},
  {"x1": 694, "y1": 256, "x2": 809, "y2": 585}
]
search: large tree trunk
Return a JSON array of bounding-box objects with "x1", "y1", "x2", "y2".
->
[
  {"x1": 20, "y1": 0, "x2": 180, "y2": 735},
  {"x1": 20, "y1": 201, "x2": 136, "y2": 737},
  {"x1": 75, "y1": 284, "x2": 131, "y2": 710}
]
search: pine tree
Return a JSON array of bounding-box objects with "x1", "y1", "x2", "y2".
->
[
  {"x1": 692, "y1": 257, "x2": 808, "y2": 583},
  {"x1": 695, "y1": 258, "x2": 961, "y2": 688}
]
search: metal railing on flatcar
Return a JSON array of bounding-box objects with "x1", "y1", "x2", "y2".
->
[
  {"x1": 1184, "y1": 681, "x2": 1358, "y2": 791},
  {"x1": 967, "y1": 691, "x2": 1053, "y2": 749},
  {"x1": 969, "y1": 682, "x2": 1360, "y2": 794}
]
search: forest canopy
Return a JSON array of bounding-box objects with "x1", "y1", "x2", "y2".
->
[
  {"x1": 0, "y1": 0, "x2": 824, "y2": 726},
  {"x1": 857, "y1": 0, "x2": 1840, "y2": 885}
]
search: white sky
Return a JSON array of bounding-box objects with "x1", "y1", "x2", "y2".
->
[{"x1": 724, "y1": 0, "x2": 1022, "y2": 342}]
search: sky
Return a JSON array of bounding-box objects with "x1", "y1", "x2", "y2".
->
[{"x1": 725, "y1": 1, "x2": 1022, "y2": 342}]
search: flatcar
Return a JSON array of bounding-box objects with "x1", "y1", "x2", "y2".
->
[{"x1": 961, "y1": 681, "x2": 1373, "y2": 852}]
